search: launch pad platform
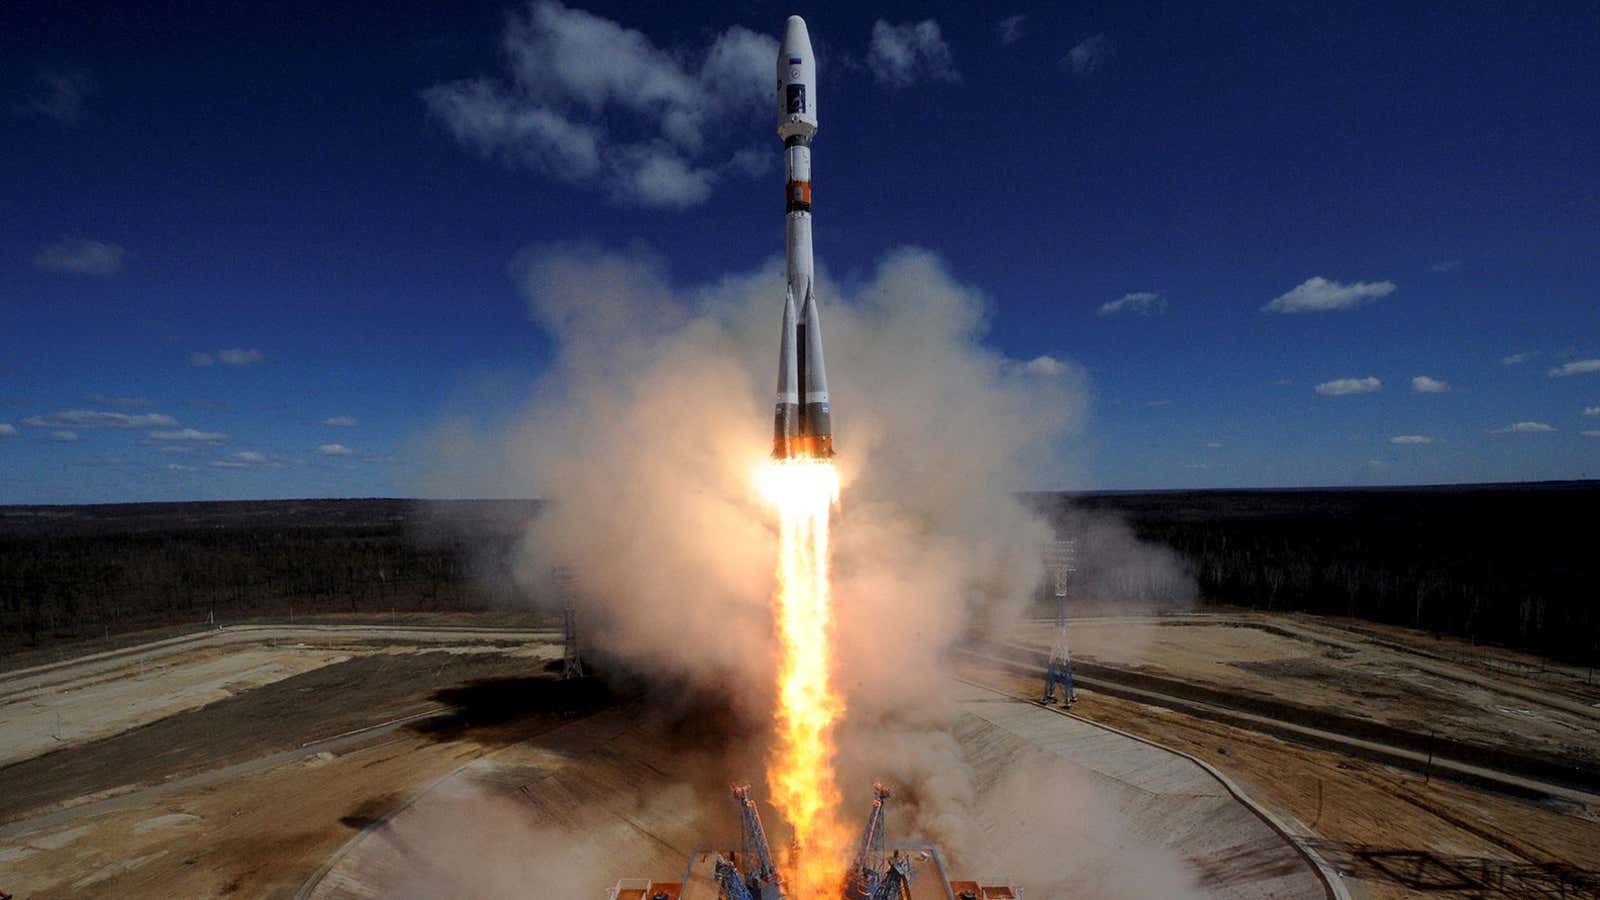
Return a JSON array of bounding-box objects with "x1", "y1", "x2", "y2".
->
[{"x1": 608, "y1": 844, "x2": 1019, "y2": 900}]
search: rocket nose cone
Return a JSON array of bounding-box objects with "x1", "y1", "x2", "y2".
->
[{"x1": 781, "y1": 15, "x2": 814, "y2": 57}]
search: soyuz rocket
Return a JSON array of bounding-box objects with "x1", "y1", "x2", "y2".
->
[{"x1": 772, "y1": 15, "x2": 833, "y2": 460}]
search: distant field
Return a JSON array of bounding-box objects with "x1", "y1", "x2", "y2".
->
[{"x1": 3, "y1": 483, "x2": 1596, "y2": 666}]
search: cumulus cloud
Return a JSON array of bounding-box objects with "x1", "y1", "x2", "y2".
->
[
  {"x1": 146, "y1": 428, "x2": 227, "y2": 444},
  {"x1": 1500, "y1": 351, "x2": 1537, "y2": 366},
  {"x1": 867, "y1": 19, "x2": 961, "y2": 88},
  {"x1": 1264, "y1": 276, "x2": 1395, "y2": 313},
  {"x1": 1548, "y1": 359, "x2": 1600, "y2": 378},
  {"x1": 0, "y1": 423, "x2": 17, "y2": 438},
  {"x1": 1584, "y1": 406, "x2": 1599, "y2": 417},
  {"x1": 323, "y1": 416, "x2": 359, "y2": 426},
  {"x1": 1390, "y1": 435, "x2": 1433, "y2": 445},
  {"x1": 212, "y1": 450, "x2": 277, "y2": 468},
  {"x1": 16, "y1": 69, "x2": 94, "y2": 125},
  {"x1": 217, "y1": 348, "x2": 264, "y2": 366},
  {"x1": 1065, "y1": 34, "x2": 1112, "y2": 76},
  {"x1": 1490, "y1": 421, "x2": 1554, "y2": 434},
  {"x1": 23, "y1": 410, "x2": 177, "y2": 429},
  {"x1": 1410, "y1": 375, "x2": 1449, "y2": 393},
  {"x1": 318, "y1": 443, "x2": 354, "y2": 456},
  {"x1": 1429, "y1": 259, "x2": 1460, "y2": 273},
  {"x1": 1096, "y1": 291, "x2": 1165, "y2": 317},
  {"x1": 34, "y1": 238, "x2": 126, "y2": 275},
  {"x1": 49, "y1": 430, "x2": 79, "y2": 443},
  {"x1": 1315, "y1": 376, "x2": 1381, "y2": 396},
  {"x1": 996, "y1": 14, "x2": 1027, "y2": 45},
  {"x1": 422, "y1": 1, "x2": 777, "y2": 209}
]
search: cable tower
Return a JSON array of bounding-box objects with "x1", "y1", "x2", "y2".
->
[
  {"x1": 1040, "y1": 538, "x2": 1077, "y2": 707},
  {"x1": 843, "y1": 783, "x2": 891, "y2": 899},
  {"x1": 552, "y1": 566, "x2": 585, "y2": 680}
]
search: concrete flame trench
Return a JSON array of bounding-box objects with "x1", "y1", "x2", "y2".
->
[{"x1": 302, "y1": 680, "x2": 1334, "y2": 899}]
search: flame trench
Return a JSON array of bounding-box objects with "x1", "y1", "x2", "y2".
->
[{"x1": 761, "y1": 458, "x2": 848, "y2": 899}]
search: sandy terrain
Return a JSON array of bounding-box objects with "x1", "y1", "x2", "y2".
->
[{"x1": 1012, "y1": 613, "x2": 1600, "y2": 771}]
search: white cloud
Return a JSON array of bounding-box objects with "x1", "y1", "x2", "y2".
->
[
  {"x1": 1490, "y1": 421, "x2": 1554, "y2": 434},
  {"x1": 159, "y1": 445, "x2": 195, "y2": 454},
  {"x1": 211, "y1": 450, "x2": 276, "y2": 469},
  {"x1": 1264, "y1": 276, "x2": 1396, "y2": 313},
  {"x1": 16, "y1": 69, "x2": 94, "y2": 125},
  {"x1": 217, "y1": 348, "x2": 264, "y2": 366},
  {"x1": 868, "y1": 19, "x2": 960, "y2": 88},
  {"x1": 1583, "y1": 430, "x2": 1600, "y2": 438},
  {"x1": 1500, "y1": 351, "x2": 1537, "y2": 366},
  {"x1": 1146, "y1": 399, "x2": 1172, "y2": 407},
  {"x1": 1021, "y1": 355, "x2": 1066, "y2": 376},
  {"x1": 1096, "y1": 291, "x2": 1165, "y2": 317},
  {"x1": 1548, "y1": 359, "x2": 1600, "y2": 378},
  {"x1": 1410, "y1": 375, "x2": 1449, "y2": 393},
  {"x1": 323, "y1": 416, "x2": 359, "y2": 427},
  {"x1": 189, "y1": 352, "x2": 214, "y2": 367},
  {"x1": 997, "y1": 14, "x2": 1027, "y2": 45},
  {"x1": 1065, "y1": 34, "x2": 1112, "y2": 76},
  {"x1": 146, "y1": 428, "x2": 227, "y2": 444},
  {"x1": 1428, "y1": 259, "x2": 1460, "y2": 272},
  {"x1": 1390, "y1": 435, "x2": 1433, "y2": 445},
  {"x1": 1315, "y1": 377, "x2": 1381, "y2": 396},
  {"x1": 50, "y1": 430, "x2": 79, "y2": 443},
  {"x1": 422, "y1": 1, "x2": 777, "y2": 209},
  {"x1": 23, "y1": 410, "x2": 178, "y2": 429},
  {"x1": 1584, "y1": 406, "x2": 1600, "y2": 417},
  {"x1": 34, "y1": 238, "x2": 126, "y2": 275},
  {"x1": 1204, "y1": 441, "x2": 1222, "y2": 448},
  {"x1": 317, "y1": 443, "x2": 354, "y2": 456},
  {"x1": 0, "y1": 423, "x2": 17, "y2": 438},
  {"x1": 164, "y1": 463, "x2": 197, "y2": 472}
]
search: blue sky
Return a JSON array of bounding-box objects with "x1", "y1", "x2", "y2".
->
[{"x1": 3, "y1": 0, "x2": 1598, "y2": 503}]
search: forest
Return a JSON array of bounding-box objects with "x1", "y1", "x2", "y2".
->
[{"x1": 3, "y1": 482, "x2": 1595, "y2": 665}]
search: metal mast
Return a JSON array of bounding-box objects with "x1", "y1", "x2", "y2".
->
[
  {"x1": 552, "y1": 566, "x2": 585, "y2": 680},
  {"x1": 843, "y1": 784, "x2": 891, "y2": 899},
  {"x1": 1040, "y1": 539, "x2": 1078, "y2": 707},
  {"x1": 867, "y1": 852, "x2": 913, "y2": 900},
  {"x1": 732, "y1": 785, "x2": 782, "y2": 896}
]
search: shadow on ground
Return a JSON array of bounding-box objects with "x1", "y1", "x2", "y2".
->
[{"x1": 407, "y1": 674, "x2": 617, "y2": 747}]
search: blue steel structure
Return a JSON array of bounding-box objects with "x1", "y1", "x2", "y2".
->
[
  {"x1": 842, "y1": 784, "x2": 891, "y2": 899},
  {"x1": 867, "y1": 852, "x2": 913, "y2": 900},
  {"x1": 732, "y1": 785, "x2": 784, "y2": 898},
  {"x1": 715, "y1": 856, "x2": 757, "y2": 900}
]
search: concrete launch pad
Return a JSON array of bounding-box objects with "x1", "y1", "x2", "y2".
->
[{"x1": 304, "y1": 681, "x2": 1333, "y2": 899}]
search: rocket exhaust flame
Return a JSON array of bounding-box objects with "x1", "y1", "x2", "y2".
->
[{"x1": 759, "y1": 457, "x2": 848, "y2": 898}]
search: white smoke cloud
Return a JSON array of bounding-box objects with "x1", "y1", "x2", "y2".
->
[{"x1": 412, "y1": 243, "x2": 1100, "y2": 714}]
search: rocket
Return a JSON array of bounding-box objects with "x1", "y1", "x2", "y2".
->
[{"x1": 772, "y1": 15, "x2": 833, "y2": 460}]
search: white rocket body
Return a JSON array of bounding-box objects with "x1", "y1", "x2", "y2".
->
[{"x1": 773, "y1": 15, "x2": 833, "y2": 459}]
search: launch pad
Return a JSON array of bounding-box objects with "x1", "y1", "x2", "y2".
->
[
  {"x1": 607, "y1": 844, "x2": 1017, "y2": 900},
  {"x1": 607, "y1": 782, "x2": 1019, "y2": 900}
]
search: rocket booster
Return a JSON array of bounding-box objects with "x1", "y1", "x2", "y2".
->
[{"x1": 773, "y1": 15, "x2": 833, "y2": 460}]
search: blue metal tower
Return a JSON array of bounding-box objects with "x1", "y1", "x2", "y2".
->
[{"x1": 843, "y1": 783, "x2": 891, "y2": 899}]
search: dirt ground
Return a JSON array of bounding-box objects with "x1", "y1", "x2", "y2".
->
[
  {"x1": 1011, "y1": 612, "x2": 1600, "y2": 771},
  {"x1": 0, "y1": 630, "x2": 585, "y2": 898},
  {"x1": 4, "y1": 615, "x2": 1598, "y2": 899}
]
